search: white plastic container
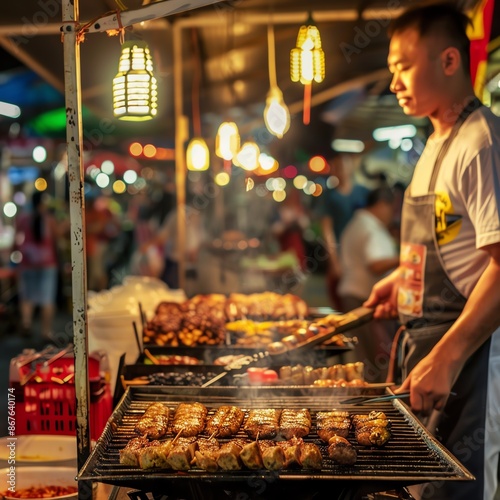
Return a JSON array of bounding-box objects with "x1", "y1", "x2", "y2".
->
[{"x1": 0, "y1": 466, "x2": 77, "y2": 499}]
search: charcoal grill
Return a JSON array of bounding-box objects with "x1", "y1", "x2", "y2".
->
[{"x1": 79, "y1": 386, "x2": 473, "y2": 499}]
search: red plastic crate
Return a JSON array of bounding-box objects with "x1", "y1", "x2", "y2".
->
[{"x1": 12, "y1": 352, "x2": 113, "y2": 441}]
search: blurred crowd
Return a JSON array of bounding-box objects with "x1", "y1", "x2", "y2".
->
[{"x1": 0, "y1": 152, "x2": 405, "y2": 378}]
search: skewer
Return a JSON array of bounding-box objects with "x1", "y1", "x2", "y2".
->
[
  {"x1": 144, "y1": 348, "x2": 160, "y2": 365},
  {"x1": 132, "y1": 321, "x2": 143, "y2": 356}
]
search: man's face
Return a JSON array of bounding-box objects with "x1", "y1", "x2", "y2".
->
[{"x1": 387, "y1": 27, "x2": 444, "y2": 118}]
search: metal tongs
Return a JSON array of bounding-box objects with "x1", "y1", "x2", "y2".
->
[
  {"x1": 340, "y1": 392, "x2": 410, "y2": 405},
  {"x1": 341, "y1": 391, "x2": 456, "y2": 406}
]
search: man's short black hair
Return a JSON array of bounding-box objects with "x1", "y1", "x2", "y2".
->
[{"x1": 388, "y1": 1, "x2": 472, "y2": 75}]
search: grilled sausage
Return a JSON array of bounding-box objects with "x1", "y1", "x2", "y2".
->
[
  {"x1": 205, "y1": 405, "x2": 244, "y2": 437},
  {"x1": 244, "y1": 409, "x2": 281, "y2": 439},
  {"x1": 134, "y1": 402, "x2": 170, "y2": 439},
  {"x1": 172, "y1": 402, "x2": 207, "y2": 437}
]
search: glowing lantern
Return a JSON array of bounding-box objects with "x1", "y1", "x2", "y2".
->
[
  {"x1": 113, "y1": 41, "x2": 158, "y2": 121},
  {"x1": 215, "y1": 122, "x2": 240, "y2": 161},
  {"x1": 186, "y1": 138, "x2": 209, "y2": 171}
]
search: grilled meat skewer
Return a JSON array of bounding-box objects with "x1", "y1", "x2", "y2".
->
[
  {"x1": 258, "y1": 440, "x2": 286, "y2": 471},
  {"x1": 134, "y1": 402, "x2": 170, "y2": 439},
  {"x1": 194, "y1": 437, "x2": 220, "y2": 472},
  {"x1": 217, "y1": 438, "x2": 248, "y2": 470},
  {"x1": 240, "y1": 441, "x2": 264, "y2": 470},
  {"x1": 244, "y1": 409, "x2": 281, "y2": 439},
  {"x1": 300, "y1": 442, "x2": 323, "y2": 470},
  {"x1": 279, "y1": 409, "x2": 311, "y2": 440},
  {"x1": 166, "y1": 437, "x2": 198, "y2": 470},
  {"x1": 316, "y1": 411, "x2": 351, "y2": 441},
  {"x1": 119, "y1": 436, "x2": 150, "y2": 466},
  {"x1": 205, "y1": 405, "x2": 244, "y2": 437},
  {"x1": 172, "y1": 402, "x2": 208, "y2": 437}
]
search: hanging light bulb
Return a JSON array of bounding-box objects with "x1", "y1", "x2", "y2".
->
[
  {"x1": 113, "y1": 40, "x2": 158, "y2": 121},
  {"x1": 215, "y1": 122, "x2": 240, "y2": 161},
  {"x1": 264, "y1": 25, "x2": 290, "y2": 138},
  {"x1": 264, "y1": 87, "x2": 290, "y2": 139},
  {"x1": 186, "y1": 138, "x2": 209, "y2": 171},
  {"x1": 290, "y1": 17, "x2": 325, "y2": 125},
  {"x1": 236, "y1": 141, "x2": 260, "y2": 171}
]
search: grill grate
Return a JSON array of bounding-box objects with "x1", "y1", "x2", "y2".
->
[{"x1": 79, "y1": 386, "x2": 473, "y2": 488}]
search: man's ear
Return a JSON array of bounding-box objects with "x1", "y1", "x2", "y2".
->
[{"x1": 441, "y1": 47, "x2": 461, "y2": 76}]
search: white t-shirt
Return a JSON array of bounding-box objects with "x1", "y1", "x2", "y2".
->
[
  {"x1": 338, "y1": 209, "x2": 398, "y2": 300},
  {"x1": 410, "y1": 106, "x2": 500, "y2": 298}
]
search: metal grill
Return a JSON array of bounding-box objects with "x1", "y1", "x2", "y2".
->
[{"x1": 79, "y1": 386, "x2": 473, "y2": 490}]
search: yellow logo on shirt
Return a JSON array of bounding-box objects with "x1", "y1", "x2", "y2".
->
[{"x1": 435, "y1": 192, "x2": 462, "y2": 245}]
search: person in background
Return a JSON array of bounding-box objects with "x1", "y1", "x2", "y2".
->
[
  {"x1": 365, "y1": 3, "x2": 500, "y2": 499},
  {"x1": 141, "y1": 201, "x2": 207, "y2": 292},
  {"x1": 85, "y1": 193, "x2": 121, "y2": 291},
  {"x1": 319, "y1": 153, "x2": 370, "y2": 311},
  {"x1": 271, "y1": 188, "x2": 310, "y2": 271},
  {"x1": 338, "y1": 186, "x2": 400, "y2": 382},
  {"x1": 15, "y1": 191, "x2": 68, "y2": 340}
]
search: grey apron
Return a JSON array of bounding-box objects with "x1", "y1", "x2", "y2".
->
[{"x1": 397, "y1": 98, "x2": 492, "y2": 500}]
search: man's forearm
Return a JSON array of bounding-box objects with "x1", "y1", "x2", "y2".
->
[{"x1": 433, "y1": 256, "x2": 500, "y2": 367}]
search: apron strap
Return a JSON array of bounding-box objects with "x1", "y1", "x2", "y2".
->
[
  {"x1": 386, "y1": 324, "x2": 407, "y2": 384},
  {"x1": 429, "y1": 97, "x2": 483, "y2": 191}
]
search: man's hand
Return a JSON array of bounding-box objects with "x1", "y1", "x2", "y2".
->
[
  {"x1": 396, "y1": 348, "x2": 461, "y2": 416},
  {"x1": 363, "y1": 268, "x2": 401, "y2": 319}
]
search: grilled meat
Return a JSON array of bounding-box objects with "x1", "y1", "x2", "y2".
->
[
  {"x1": 299, "y1": 443, "x2": 322, "y2": 470},
  {"x1": 240, "y1": 441, "x2": 263, "y2": 470},
  {"x1": 352, "y1": 411, "x2": 387, "y2": 429},
  {"x1": 205, "y1": 405, "x2": 244, "y2": 438},
  {"x1": 119, "y1": 436, "x2": 150, "y2": 466},
  {"x1": 194, "y1": 437, "x2": 220, "y2": 472},
  {"x1": 136, "y1": 439, "x2": 162, "y2": 469},
  {"x1": 278, "y1": 437, "x2": 303, "y2": 468},
  {"x1": 356, "y1": 424, "x2": 392, "y2": 447},
  {"x1": 244, "y1": 409, "x2": 281, "y2": 439},
  {"x1": 172, "y1": 402, "x2": 207, "y2": 437},
  {"x1": 327, "y1": 435, "x2": 357, "y2": 465},
  {"x1": 279, "y1": 409, "x2": 311, "y2": 440},
  {"x1": 217, "y1": 438, "x2": 248, "y2": 470},
  {"x1": 152, "y1": 439, "x2": 175, "y2": 469},
  {"x1": 134, "y1": 402, "x2": 170, "y2": 439},
  {"x1": 316, "y1": 411, "x2": 351, "y2": 441},
  {"x1": 166, "y1": 437, "x2": 198, "y2": 470},
  {"x1": 260, "y1": 442, "x2": 286, "y2": 471},
  {"x1": 353, "y1": 411, "x2": 391, "y2": 447}
]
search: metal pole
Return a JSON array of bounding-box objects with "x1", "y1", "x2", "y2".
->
[
  {"x1": 61, "y1": 0, "x2": 92, "y2": 497},
  {"x1": 173, "y1": 20, "x2": 187, "y2": 292}
]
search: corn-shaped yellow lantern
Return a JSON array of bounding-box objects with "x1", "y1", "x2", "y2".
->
[
  {"x1": 290, "y1": 23, "x2": 325, "y2": 84},
  {"x1": 113, "y1": 41, "x2": 158, "y2": 121},
  {"x1": 290, "y1": 19, "x2": 325, "y2": 125}
]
